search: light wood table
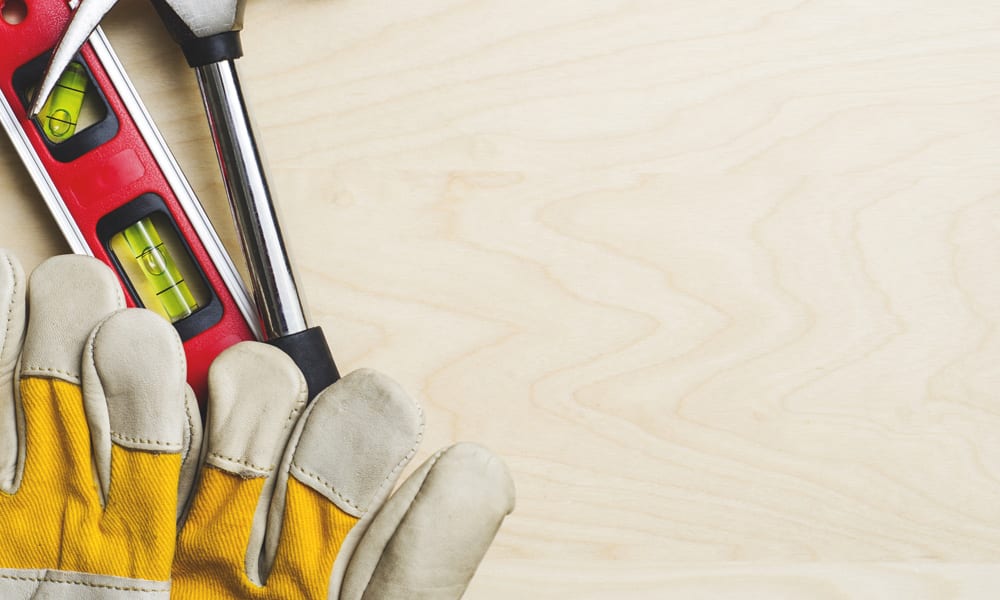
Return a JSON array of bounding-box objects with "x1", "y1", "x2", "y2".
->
[{"x1": 3, "y1": 1, "x2": 1000, "y2": 597}]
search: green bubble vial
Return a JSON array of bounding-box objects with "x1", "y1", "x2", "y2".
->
[
  {"x1": 121, "y1": 217, "x2": 199, "y2": 322},
  {"x1": 37, "y1": 62, "x2": 89, "y2": 143}
]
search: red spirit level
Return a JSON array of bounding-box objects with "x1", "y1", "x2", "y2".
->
[
  {"x1": 36, "y1": 0, "x2": 342, "y2": 400},
  {"x1": 0, "y1": 0, "x2": 261, "y2": 399}
]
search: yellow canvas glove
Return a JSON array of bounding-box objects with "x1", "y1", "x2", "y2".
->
[
  {"x1": 0, "y1": 250, "x2": 201, "y2": 599},
  {"x1": 173, "y1": 342, "x2": 515, "y2": 599}
]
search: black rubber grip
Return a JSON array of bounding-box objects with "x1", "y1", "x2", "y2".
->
[
  {"x1": 266, "y1": 327, "x2": 340, "y2": 400},
  {"x1": 148, "y1": 1, "x2": 245, "y2": 67},
  {"x1": 180, "y1": 31, "x2": 244, "y2": 68}
]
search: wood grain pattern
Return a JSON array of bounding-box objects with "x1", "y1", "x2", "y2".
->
[{"x1": 3, "y1": 0, "x2": 1000, "y2": 597}]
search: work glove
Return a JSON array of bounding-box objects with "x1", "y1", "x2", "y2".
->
[
  {"x1": 0, "y1": 249, "x2": 201, "y2": 599},
  {"x1": 172, "y1": 343, "x2": 516, "y2": 599}
]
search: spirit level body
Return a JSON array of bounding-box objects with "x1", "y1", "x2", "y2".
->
[{"x1": 0, "y1": 1, "x2": 261, "y2": 399}]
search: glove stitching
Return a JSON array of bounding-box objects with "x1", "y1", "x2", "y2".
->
[
  {"x1": 1, "y1": 253, "x2": 17, "y2": 361},
  {"x1": 0, "y1": 574, "x2": 166, "y2": 592},
  {"x1": 290, "y1": 372, "x2": 307, "y2": 420},
  {"x1": 289, "y1": 463, "x2": 364, "y2": 512},
  {"x1": 20, "y1": 366, "x2": 79, "y2": 381},
  {"x1": 110, "y1": 431, "x2": 182, "y2": 449},
  {"x1": 287, "y1": 402, "x2": 304, "y2": 424},
  {"x1": 208, "y1": 451, "x2": 272, "y2": 473},
  {"x1": 182, "y1": 390, "x2": 196, "y2": 463}
]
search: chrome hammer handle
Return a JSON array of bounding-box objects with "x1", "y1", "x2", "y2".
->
[
  {"x1": 194, "y1": 56, "x2": 340, "y2": 398},
  {"x1": 196, "y1": 60, "x2": 307, "y2": 340},
  {"x1": 151, "y1": 1, "x2": 341, "y2": 398}
]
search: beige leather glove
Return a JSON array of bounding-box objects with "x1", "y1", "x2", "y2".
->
[
  {"x1": 172, "y1": 342, "x2": 515, "y2": 599},
  {"x1": 0, "y1": 250, "x2": 201, "y2": 599}
]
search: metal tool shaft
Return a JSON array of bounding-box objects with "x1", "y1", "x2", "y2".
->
[{"x1": 195, "y1": 60, "x2": 308, "y2": 340}]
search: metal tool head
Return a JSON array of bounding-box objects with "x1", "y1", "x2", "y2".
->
[
  {"x1": 28, "y1": 0, "x2": 118, "y2": 118},
  {"x1": 30, "y1": 0, "x2": 246, "y2": 118},
  {"x1": 149, "y1": 0, "x2": 245, "y2": 38}
]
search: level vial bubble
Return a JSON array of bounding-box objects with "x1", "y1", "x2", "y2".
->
[
  {"x1": 122, "y1": 217, "x2": 199, "y2": 322},
  {"x1": 38, "y1": 62, "x2": 88, "y2": 142}
]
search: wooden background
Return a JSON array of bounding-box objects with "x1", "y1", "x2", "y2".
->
[{"x1": 3, "y1": 1, "x2": 1000, "y2": 597}]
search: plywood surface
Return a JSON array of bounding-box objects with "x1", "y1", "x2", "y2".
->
[{"x1": 3, "y1": 1, "x2": 1000, "y2": 597}]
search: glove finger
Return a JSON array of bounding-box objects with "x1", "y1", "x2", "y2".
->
[
  {"x1": 174, "y1": 342, "x2": 306, "y2": 591},
  {"x1": 0, "y1": 250, "x2": 26, "y2": 492},
  {"x1": 14, "y1": 256, "x2": 124, "y2": 496},
  {"x1": 262, "y1": 369, "x2": 423, "y2": 596},
  {"x1": 341, "y1": 443, "x2": 515, "y2": 600},
  {"x1": 80, "y1": 309, "x2": 186, "y2": 500},
  {"x1": 77, "y1": 308, "x2": 187, "y2": 581},
  {"x1": 202, "y1": 343, "x2": 307, "y2": 482},
  {"x1": 20, "y1": 255, "x2": 124, "y2": 383}
]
